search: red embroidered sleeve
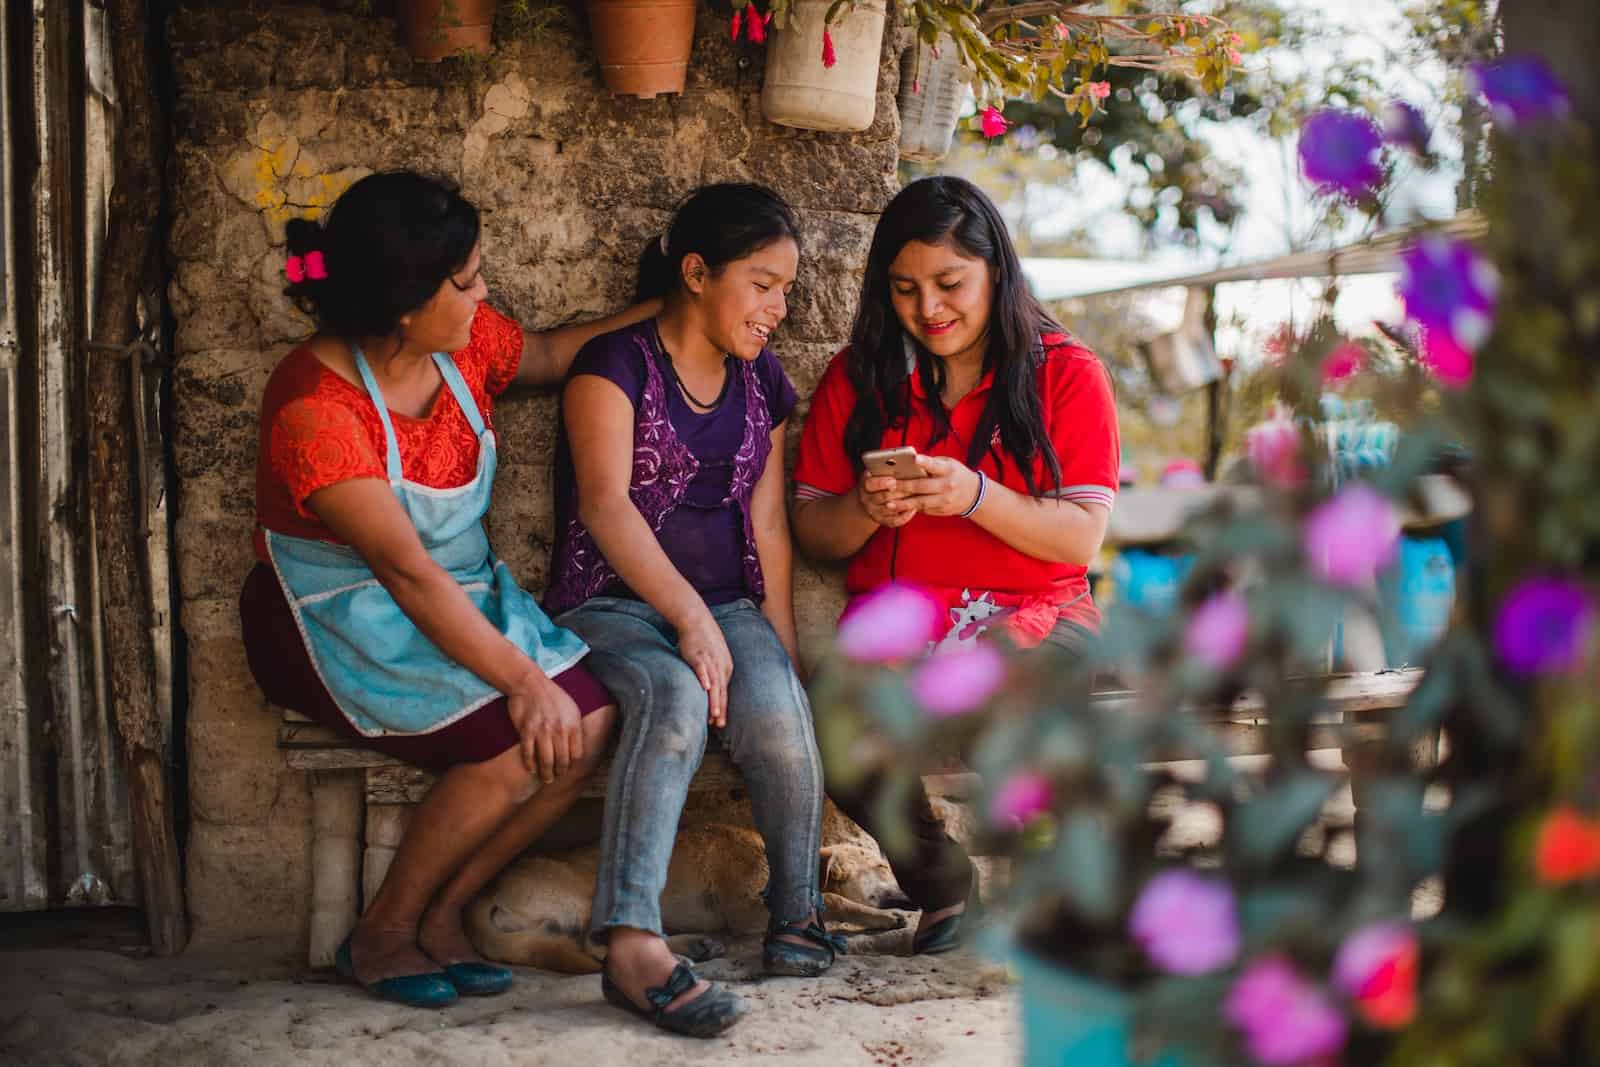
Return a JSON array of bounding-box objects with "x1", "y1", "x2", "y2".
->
[
  {"x1": 268, "y1": 394, "x2": 386, "y2": 515},
  {"x1": 472, "y1": 305, "x2": 525, "y2": 398}
]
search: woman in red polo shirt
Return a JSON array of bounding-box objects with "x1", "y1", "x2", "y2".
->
[{"x1": 791, "y1": 175, "x2": 1119, "y2": 954}]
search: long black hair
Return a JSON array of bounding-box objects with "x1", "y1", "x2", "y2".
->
[
  {"x1": 843, "y1": 176, "x2": 1063, "y2": 495},
  {"x1": 634, "y1": 183, "x2": 802, "y2": 303},
  {"x1": 283, "y1": 170, "x2": 481, "y2": 339}
]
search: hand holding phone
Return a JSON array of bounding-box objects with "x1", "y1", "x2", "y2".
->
[{"x1": 861, "y1": 446, "x2": 923, "y2": 480}]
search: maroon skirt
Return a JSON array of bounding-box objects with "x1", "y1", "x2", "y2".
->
[{"x1": 240, "y1": 563, "x2": 613, "y2": 773}]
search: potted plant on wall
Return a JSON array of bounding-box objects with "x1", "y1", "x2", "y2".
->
[
  {"x1": 734, "y1": 0, "x2": 1242, "y2": 138},
  {"x1": 396, "y1": 0, "x2": 499, "y2": 62},
  {"x1": 585, "y1": 0, "x2": 699, "y2": 98},
  {"x1": 811, "y1": 51, "x2": 1600, "y2": 1067}
]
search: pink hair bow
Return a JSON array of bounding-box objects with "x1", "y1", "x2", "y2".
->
[{"x1": 284, "y1": 250, "x2": 327, "y2": 283}]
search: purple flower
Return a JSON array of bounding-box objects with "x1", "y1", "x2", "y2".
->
[
  {"x1": 1397, "y1": 235, "x2": 1499, "y2": 353},
  {"x1": 1184, "y1": 590, "x2": 1250, "y2": 671},
  {"x1": 909, "y1": 643, "x2": 1007, "y2": 716},
  {"x1": 1303, "y1": 485, "x2": 1400, "y2": 587},
  {"x1": 1380, "y1": 100, "x2": 1431, "y2": 155},
  {"x1": 1468, "y1": 56, "x2": 1571, "y2": 129},
  {"x1": 1493, "y1": 576, "x2": 1596, "y2": 677},
  {"x1": 990, "y1": 771, "x2": 1053, "y2": 828},
  {"x1": 1332, "y1": 921, "x2": 1420, "y2": 1029},
  {"x1": 1129, "y1": 870, "x2": 1239, "y2": 975},
  {"x1": 1332, "y1": 921, "x2": 1414, "y2": 995},
  {"x1": 837, "y1": 583, "x2": 944, "y2": 663},
  {"x1": 1298, "y1": 109, "x2": 1384, "y2": 199},
  {"x1": 1224, "y1": 956, "x2": 1348, "y2": 1066}
]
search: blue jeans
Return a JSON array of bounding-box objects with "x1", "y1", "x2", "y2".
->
[{"x1": 555, "y1": 596, "x2": 824, "y2": 938}]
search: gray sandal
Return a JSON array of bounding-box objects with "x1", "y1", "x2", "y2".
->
[{"x1": 600, "y1": 958, "x2": 747, "y2": 1038}]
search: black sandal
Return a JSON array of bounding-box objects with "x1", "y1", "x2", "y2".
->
[
  {"x1": 763, "y1": 916, "x2": 847, "y2": 977},
  {"x1": 600, "y1": 958, "x2": 747, "y2": 1038}
]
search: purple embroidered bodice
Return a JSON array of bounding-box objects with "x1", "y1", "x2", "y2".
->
[{"x1": 544, "y1": 324, "x2": 783, "y2": 615}]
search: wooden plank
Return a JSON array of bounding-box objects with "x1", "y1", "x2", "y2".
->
[{"x1": 364, "y1": 751, "x2": 750, "y2": 805}]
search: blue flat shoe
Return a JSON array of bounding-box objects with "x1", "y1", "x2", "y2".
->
[
  {"x1": 763, "y1": 917, "x2": 847, "y2": 977},
  {"x1": 600, "y1": 958, "x2": 747, "y2": 1038},
  {"x1": 335, "y1": 935, "x2": 459, "y2": 1009},
  {"x1": 440, "y1": 960, "x2": 513, "y2": 997},
  {"x1": 911, "y1": 911, "x2": 966, "y2": 955}
]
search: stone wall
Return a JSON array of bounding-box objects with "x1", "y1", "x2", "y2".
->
[{"x1": 168, "y1": 0, "x2": 900, "y2": 948}]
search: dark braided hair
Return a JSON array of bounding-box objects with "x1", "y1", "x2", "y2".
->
[
  {"x1": 634, "y1": 182, "x2": 802, "y2": 303},
  {"x1": 283, "y1": 170, "x2": 480, "y2": 339}
]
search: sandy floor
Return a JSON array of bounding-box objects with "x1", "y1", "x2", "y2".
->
[{"x1": 1, "y1": 932, "x2": 1017, "y2": 1067}]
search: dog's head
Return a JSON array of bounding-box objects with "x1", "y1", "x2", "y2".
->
[{"x1": 819, "y1": 844, "x2": 913, "y2": 911}]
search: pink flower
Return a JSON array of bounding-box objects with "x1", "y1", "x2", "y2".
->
[
  {"x1": 990, "y1": 771, "x2": 1053, "y2": 828},
  {"x1": 1129, "y1": 870, "x2": 1240, "y2": 975},
  {"x1": 1087, "y1": 81, "x2": 1111, "y2": 100},
  {"x1": 909, "y1": 643, "x2": 1007, "y2": 716},
  {"x1": 980, "y1": 106, "x2": 1008, "y2": 139},
  {"x1": 1161, "y1": 457, "x2": 1205, "y2": 488},
  {"x1": 1184, "y1": 590, "x2": 1249, "y2": 671},
  {"x1": 1225, "y1": 956, "x2": 1348, "y2": 1065},
  {"x1": 1419, "y1": 328, "x2": 1474, "y2": 388},
  {"x1": 730, "y1": 9, "x2": 741, "y2": 39},
  {"x1": 1054, "y1": 22, "x2": 1069, "y2": 40},
  {"x1": 1333, "y1": 922, "x2": 1419, "y2": 1029},
  {"x1": 1245, "y1": 418, "x2": 1306, "y2": 490},
  {"x1": 821, "y1": 28, "x2": 836, "y2": 68},
  {"x1": 1303, "y1": 484, "x2": 1400, "y2": 587},
  {"x1": 1228, "y1": 48, "x2": 1243, "y2": 65},
  {"x1": 1321, "y1": 341, "x2": 1366, "y2": 386},
  {"x1": 747, "y1": 6, "x2": 767, "y2": 44},
  {"x1": 837, "y1": 583, "x2": 944, "y2": 663}
]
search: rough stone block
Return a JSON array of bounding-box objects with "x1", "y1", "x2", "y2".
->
[
  {"x1": 185, "y1": 785, "x2": 312, "y2": 949},
  {"x1": 175, "y1": 515, "x2": 259, "y2": 603}
]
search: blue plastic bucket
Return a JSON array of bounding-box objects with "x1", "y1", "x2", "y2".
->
[
  {"x1": 1378, "y1": 534, "x2": 1455, "y2": 664},
  {"x1": 1111, "y1": 549, "x2": 1194, "y2": 619}
]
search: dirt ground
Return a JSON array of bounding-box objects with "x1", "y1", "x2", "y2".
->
[{"x1": 1, "y1": 927, "x2": 1018, "y2": 1067}]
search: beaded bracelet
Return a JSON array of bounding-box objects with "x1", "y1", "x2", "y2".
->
[{"x1": 959, "y1": 470, "x2": 987, "y2": 518}]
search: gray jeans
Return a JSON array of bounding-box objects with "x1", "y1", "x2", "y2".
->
[{"x1": 556, "y1": 596, "x2": 824, "y2": 939}]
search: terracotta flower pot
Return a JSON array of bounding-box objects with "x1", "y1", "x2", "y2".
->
[
  {"x1": 585, "y1": 0, "x2": 698, "y2": 99},
  {"x1": 398, "y1": 0, "x2": 498, "y2": 62}
]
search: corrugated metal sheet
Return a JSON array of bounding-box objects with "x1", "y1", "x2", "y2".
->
[{"x1": 2, "y1": 0, "x2": 146, "y2": 912}]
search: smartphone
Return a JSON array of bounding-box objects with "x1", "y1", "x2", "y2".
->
[{"x1": 861, "y1": 446, "x2": 922, "y2": 479}]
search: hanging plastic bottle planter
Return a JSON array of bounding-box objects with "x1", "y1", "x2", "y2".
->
[
  {"x1": 761, "y1": 0, "x2": 887, "y2": 132},
  {"x1": 897, "y1": 34, "x2": 965, "y2": 162}
]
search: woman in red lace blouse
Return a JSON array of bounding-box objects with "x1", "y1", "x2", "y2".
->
[{"x1": 240, "y1": 171, "x2": 655, "y2": 1007}]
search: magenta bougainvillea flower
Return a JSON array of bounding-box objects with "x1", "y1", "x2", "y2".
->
[
  {"x1": 1492, "y1": 576, "x2": 1596, "y2": 677},
  {"x1": 980, "y1": 106, "x2": 1008, "y2": 139},
  {"x1": 1298, "y1": 109, "x2": 1385, "y2": 198},
  {"x1": 746, "y1": 6, "x2": 767, "y2": 44},
  {"x1": 1397, "y1": 235, "x2": 1499, "y2": 354},
  {"x1": 1332, "y1": 922, "x2": 1420, "y2": 1030},
  {"x1": 989, "y1": 771, "x2": 1053, "y2": 828},
  {"x1": 1321, "y1": 340, "x2": 1367, "y2": 386},
  {"x1": 1468, "y1": 55, "x2": 1571, "y2": 129},
  {"x1": 1303, "y1": 484, "x2": 1400, "y2": 587},
  {"x1": 909, "y1": 643, "x2": 1007, "y2": 716},
  {"x1": 836, "y1": 583, "x2": 943, "y2": 663},
  {"x1": 1129, "y1": 870, "x2": 1240, "y2": 975},
  {"x1": 1184, "y1": 590, "x2": 1250, "y2": 671},
  {"x1": 1087, "y1": 81, "x2": 1111, "y2": 100},
  {"x1": 1246, "y1": 417, "x2": 1306, "y2": 489},
  {"x1": 1419, "y1": 327, "x2": 1475, "y2": 389},
  {"x1": 1225, "y1": 956, "x2": 1348, "y2": 1065},
  {"x1": 1380, "y1": 101, "x2": 1431, "y2": 156}
]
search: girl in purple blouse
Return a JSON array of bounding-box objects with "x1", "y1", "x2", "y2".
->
[{"x1": 546, "y1": 184, "x2": 830, "y2": 1038}]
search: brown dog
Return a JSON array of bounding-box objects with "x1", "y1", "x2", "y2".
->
[{"x1": 466, "y1": 823, "x2": 912, "y2": 973}]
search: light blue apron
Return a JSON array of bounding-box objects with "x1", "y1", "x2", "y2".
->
[{"x1": 265, "y1": 346, "x2": 588, "y2": 738}]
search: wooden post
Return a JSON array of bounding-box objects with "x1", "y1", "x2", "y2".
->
[{"x1": 88, "y1": 0, "x2": 185, "y2": 954}]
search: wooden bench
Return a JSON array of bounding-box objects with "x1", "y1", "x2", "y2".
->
[{"x1": 279, "y1": 668, "x2": 1423, "y2": 967}]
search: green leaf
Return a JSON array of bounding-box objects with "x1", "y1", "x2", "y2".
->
[
  {"x1": 1232, "y1": 771, "x2": 1338, "y2": 867},
  {"x1": 1056, "y1": 811, "x2": 1119, "y2": 922}
]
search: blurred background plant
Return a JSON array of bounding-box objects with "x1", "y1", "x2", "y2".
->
[{"x1": 813, "y1": 6, "x2": 1600, "y2": 1063}]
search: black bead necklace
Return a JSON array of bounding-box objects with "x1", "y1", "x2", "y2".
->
[{"x1": 653, "y1": 322, "x2": 731, "y2": 410}]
